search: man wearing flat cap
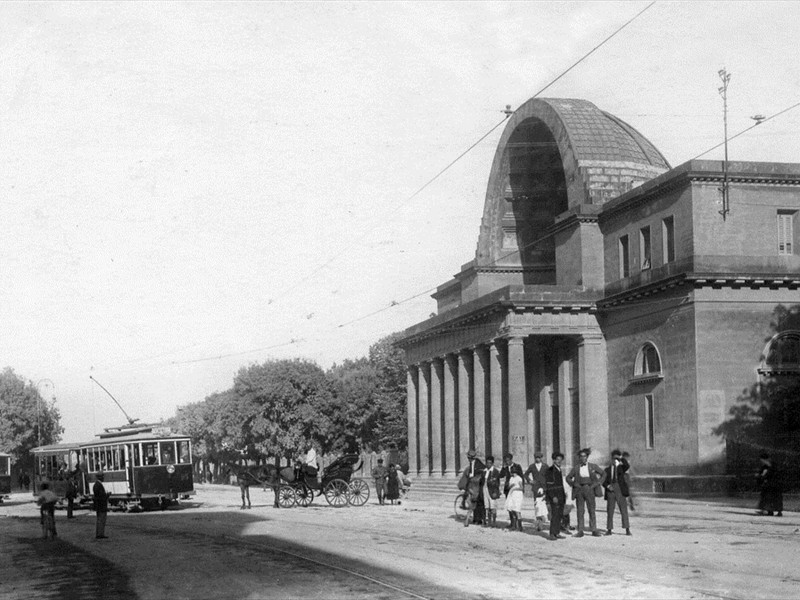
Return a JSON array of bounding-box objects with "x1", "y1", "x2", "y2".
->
[
  {"x1": 458, "y1": 449, "x2": 485, "y2": 527},
  {"x1": 565, "y1": 448, "x2": 606, "y2": 537},
  {"x1": 604, "y1": 449, "x2": 632, "y2": 535}
]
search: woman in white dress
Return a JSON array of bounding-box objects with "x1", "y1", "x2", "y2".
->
[{"x1": 504, "y1": 470, "x2": 524, "y2": 532}]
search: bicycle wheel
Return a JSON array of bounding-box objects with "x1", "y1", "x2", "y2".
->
[{"x1": 454, "y1": 492, "x2": 468, "y2": 521}]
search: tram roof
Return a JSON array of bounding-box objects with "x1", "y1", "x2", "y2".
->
[
  {"x1": 31, "y1": 443, "x2": 80, "y2": 454},
  {"x1": 79, "y1": 430, "x2": 190, "y2": 447}
]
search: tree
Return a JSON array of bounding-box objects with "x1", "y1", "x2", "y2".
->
[
  {"x1": 368, "y1": 333, "x2": 408, "y2": 451},
  {"x1": 326, "y1": 358, "x2": 379, "y2": 452},
  {"x1": 234, "y1": 358, "x2": 333, "y2": 460},
  {"x1": 714, "y1": 305, "x2": 800, "y2": 487},
  {"x1": 0, "y1": 368, "x2": 63, "y2": 468}
]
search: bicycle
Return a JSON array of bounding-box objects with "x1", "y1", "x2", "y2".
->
[{"x1": 453, "y1": 491, "x2": 469, "y2": 522}]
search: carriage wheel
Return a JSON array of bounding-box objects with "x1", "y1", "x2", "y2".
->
[
  {"x1": 295, "y1": 482, "x2": 314, "y2": 507},
  {"x1": 278, "y1": 485, "x2": 296, "y2": 508},
  {"x1": 454, "y1": 492, "x2": 469, "y2": 522},
  {"x1": 347, "y1": 478, "x2": 370, "y2": 506},
  {"x1": 324, "y1": 479, "x2": 350, "y2": 508}
]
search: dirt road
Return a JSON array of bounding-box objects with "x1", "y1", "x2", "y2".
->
[{"x1": 1, "y1": 485, "x2": 797, "y2": 599}]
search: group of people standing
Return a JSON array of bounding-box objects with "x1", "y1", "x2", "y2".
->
[
  {"x1": 371, "y1": 458, "x2": 407, "y2": 505},
  {"x1": 459, "y1": 447, "x2": 634, "y2": 540}
]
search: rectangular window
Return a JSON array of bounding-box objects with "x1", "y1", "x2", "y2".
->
[
  {"x1": 662, "y1": 216, "x2": 675, "y2": 263},
  {"x1": 619, "y1": 235, "x2": 630, "y2": 278},
  {"x1": 778, "y1": 211, "x2": 795, "y2": 255},
  {"x1": 640, "y1": 226, "x2": 651, "y2": 270},
  {"x1": 645, "y1": 394, "x2": 655, "y2": 449}
]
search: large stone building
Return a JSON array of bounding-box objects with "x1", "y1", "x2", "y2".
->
[{"x1": 396, "y1": 97, "x2": 800, "y2": 482}]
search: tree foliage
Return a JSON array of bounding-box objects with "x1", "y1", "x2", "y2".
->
[
  {"x1": 714, "y1": 305, "x2": 800, "y2": 471},
  {"x1": 168, "y1": 333, "x2": 409, "y2": 471},
  {"x1": 0, "y1": 368, "x2": 63, "y2": 465}
]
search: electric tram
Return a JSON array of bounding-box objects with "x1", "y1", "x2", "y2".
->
[
  {"x1": 32, "y1": 424, "x2": 195, "y2": 511},
  {"x1": 30, "y1": 377, "x2": 195, "y2": 511},
  {"x1": 0, "y1": 452, "x2": 12, "y2": 502}
]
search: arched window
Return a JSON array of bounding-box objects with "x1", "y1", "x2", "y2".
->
[
  {"x1": 760, "y1": 331, "x2": 800, "y2": 376},
  {"x1": 632, "y1": 342, "x2": 663, "y2": 382}
]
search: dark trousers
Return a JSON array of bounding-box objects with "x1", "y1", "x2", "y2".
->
[
  {"x1": 549, "y1": 497, "x2": 565, "y2": 537},
  {"x1": 606, "y1": 483, "x2": 630, "y2": 530},
  {"x1": 67, "y1": 497, "x2": 74, "y2": 518},
  {"x1": 575, "y1": 485, "x2": 597, "y2": 533},
  {"x1": 96, "y1": 511, "x2": 107, "y2": 537}
]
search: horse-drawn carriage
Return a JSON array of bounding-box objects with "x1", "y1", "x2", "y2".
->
[{"x1": 278, "y1": 454, "x2": 370, "y2": 508}]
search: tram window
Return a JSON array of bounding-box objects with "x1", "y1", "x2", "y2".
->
[
  {"x1": 177, "y1": 441, "x2": 190, "y2": 464},
  {"x1": 112, "y1": 447, "x2": 121, "y2": 470},
  {"x1": 143, "y1": 443, "x2": 158, "y2": 465},
  {"x1": 160, "y1": 442, "x2": 176, "y2": 465},
  {"x1": 133, "y1": 444, "x2": 141, "y2": 467}
]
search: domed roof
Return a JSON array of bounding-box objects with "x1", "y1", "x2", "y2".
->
[{"x1": 545, "y1": 98, "x2": 669, "y2": 169}]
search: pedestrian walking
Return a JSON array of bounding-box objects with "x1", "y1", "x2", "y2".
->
[
  {"x1": 93, "y1": 472, "x2": 110, "y2": 539},
  {"x1": 36, "y1": 483, "x2": 58, "y2": 539},
  {"x1": 65, "y1": 474, "x2": 78, "y2": 519},
  {"x1": 603, "y1": 449, "x2": 632, "y2": 535},
  {"x1": 756, "y1": 453, "x2": 783, "y2": 517},
  {"x1": 545, "y1": 452, "x2": 567, "y2": 541},
  {"x1": 371, "y1": 458, "x2": 388, "y2": 505},
  {"x1": 565, "y1": 448, "x2": 606, "y2": 538},
  {"x1": 386, "y1": 463, "x2": 402, "y2": 504},
  {"x1": 481, "y1": 456, "x2": 501, "y2": 528}
]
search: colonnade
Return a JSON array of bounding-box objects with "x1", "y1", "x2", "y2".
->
[{"x1": 406, "y1": 334, "x2": 608, "y2": 478}]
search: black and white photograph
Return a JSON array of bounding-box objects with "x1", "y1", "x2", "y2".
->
[{"x1": 1, "y1": 2, "x2": 798, "y2": 598}]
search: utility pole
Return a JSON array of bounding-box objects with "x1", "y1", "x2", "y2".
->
[{"x1": 718, "y1": 68, "x2": 732, "y2": 220}]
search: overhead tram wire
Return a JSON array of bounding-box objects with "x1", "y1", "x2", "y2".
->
[
  {"x1": 690, "y1": 99, "x2": 800, "y2": 160},
  {"x1": 99, "y1": 2, "x2": 662, "y2": 369},
  {"x1": 265, "y1": 1, "x2": 658, "y2": 310}
]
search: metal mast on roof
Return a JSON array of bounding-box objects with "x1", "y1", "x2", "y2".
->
[
  {"x1": 718, "y1": 67, "x2": 732, "y2": 220},
  {"x1": 89, "y1": 376, "x2": 139, "y2": 426}
]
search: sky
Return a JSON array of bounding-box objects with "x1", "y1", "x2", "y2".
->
[{"x1": 2, "y1": 1, "x2": 800, "y2": 443}]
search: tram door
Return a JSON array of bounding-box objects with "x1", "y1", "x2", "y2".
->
[{"x1": 125, "y1": 445, "x2": 135, "y2": 495}]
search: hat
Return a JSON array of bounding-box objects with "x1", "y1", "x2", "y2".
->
[
  {"x1": 377, "y1": 458, "x2": 384, "y2": 463},
  {"x1": 578, "y1": 448, "x2": 591, "y2": 457},
  {"x1": 467, "y1": 449, "x2": 477, "y2": 459},
  {"x1": 96, "y1": 472, "x2": 105, "y2": 480},
  {"x1": 552, "y1": 452, "x2": 564, "y2": 460},
  {"x1": 534, "y1": 451, "x2": 543, "y2": 459},
  {"x1": 611, "y1": 448, "x2": 622, "y2": 458}
]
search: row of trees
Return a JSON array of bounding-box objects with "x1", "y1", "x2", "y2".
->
[
  {"x1": 0, "y1": 368, "x2": 64, "y2": 469},
  {"x1": 167, "y1": 333, "x2": 407, "y2": 472}
]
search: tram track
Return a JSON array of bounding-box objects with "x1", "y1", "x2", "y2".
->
[{"x1": 108, "y1": 512, "x2": 444, "y2": 600}]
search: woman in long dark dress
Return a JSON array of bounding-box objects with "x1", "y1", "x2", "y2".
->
[
  {"x1": 757, "y1": 453, "x2": 783, "y2": 517},
  {"x1": 386, "y1": 464, "x2": 401, "y2": 504}
]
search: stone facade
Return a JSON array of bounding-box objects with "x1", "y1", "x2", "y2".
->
[{"x1": 396, "y1": 97, "x2": 800, "y2": 479}]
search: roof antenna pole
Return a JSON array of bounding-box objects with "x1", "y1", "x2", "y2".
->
[
  {"x1": 89, "y1": 376, "x2": 138, "y2": 425},
  {"x1": 718, "y1": 67, "x2": 731, "y2": 220}
]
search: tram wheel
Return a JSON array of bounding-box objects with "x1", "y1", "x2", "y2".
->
[
  {"x1": 295, "y1": 483, "x2": 314, "y2": 507},
  {"x1": 278, "y1": 485, "x2": 296, "y2": 508},
  {"x1": 347, "y1": 478, "x2": 370, "y2": 506},
  {"x1": 324, "y1": 479, "x2": 349, "y2": 508}
]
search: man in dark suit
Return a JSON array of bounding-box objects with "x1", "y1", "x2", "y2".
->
[
  {"x1": 604, "y1": 448, "x2": 632, "y2": 535},
  {"x1": 460, "y1": 449, "x2": 485, "y2": 527},
  {"x1": 565, "y1": 447, "x2": 606, "y2": 537},
  {"x1": 93, "y1": 472, "x2": 110, "y2": 539},
  {"x1": 524, "y1": 451, "x2": 548, "y2": 497},
  {"x1": 545, "y1": 452, "x2": 567, "y2": 541}
]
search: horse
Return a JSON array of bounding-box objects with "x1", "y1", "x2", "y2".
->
[{"x1": 225, "y1": 463, "x2": 281, "y2": 509}]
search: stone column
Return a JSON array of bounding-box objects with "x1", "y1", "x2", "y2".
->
[
  {"x1": 443, "y1": 355, "x2": 457, "y2": 478},
  {"x1": 538, "y1": 356, "x2": 553, "y2": 463},
  {"x1": 472, "y1": 346, "x2": 487, "y2": 458},
  {"x1": 578, "y1": 334, "x2": 609, "y2": 464},
  {"x1": 418, "y1": 361, "x2": 431, "y2": 477},
  {"x1": 557, "y1": 342, "x2": 575, "y2": 461},
  {"x1": 506, "y1": 336, "x2": 529, "y2": 467},
  {"x1": 407, "y1": 366, "x2": 418, "y2": 477},
  {"x1": 457, "y1": 350, "x2": 472, "y2": 471},
  {"x1": 488, "y1": 341, "x2": 503, "y2": 460},
  {"x1": 430, "y1": 359, "x2": 443, "y2": 477}
]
